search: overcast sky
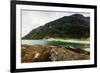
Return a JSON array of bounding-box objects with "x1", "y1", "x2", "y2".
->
[{"x1": 22, "y1": 10, "x2": 90, "y2": 37}]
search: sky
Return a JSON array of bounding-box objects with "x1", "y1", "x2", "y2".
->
[{"x1": 21, "y1": 10, "x2": 90, "y2": 37}]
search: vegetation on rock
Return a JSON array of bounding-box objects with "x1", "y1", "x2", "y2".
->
[{"x1": 22, "y1": 14, "x2": 90, "y2": 40}]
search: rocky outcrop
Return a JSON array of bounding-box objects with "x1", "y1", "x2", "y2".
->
[{"x1": 21, "y1": 44, "x2": 90, "y2": 63}]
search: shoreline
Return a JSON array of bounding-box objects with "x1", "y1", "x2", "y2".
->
[{"x1": 44, "y1": 38, "x2": 90, "y2": 44}]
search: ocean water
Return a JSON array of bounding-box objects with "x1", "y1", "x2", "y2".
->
[{"x1": 22, "y1": 40, "x2": 87, "y2": 49}]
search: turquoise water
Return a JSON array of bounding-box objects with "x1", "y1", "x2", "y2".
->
[{"x1": 22, "y1": 40, "x2": 86, "y2": 49}]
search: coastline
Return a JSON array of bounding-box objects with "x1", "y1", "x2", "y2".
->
[
  {"x1": 22, "y1": 38, "x2": 90, "y2": 52},
  {"x1": 45, "y1": 38, "x2": 90, "y2": 44}
]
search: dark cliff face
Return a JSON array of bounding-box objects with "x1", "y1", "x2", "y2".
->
[{"x1": 22, "y1": 14, "x2": 90, "y2": 39}]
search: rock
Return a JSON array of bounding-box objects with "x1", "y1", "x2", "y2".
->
[{"x1": 21, "y1": 44, "x2": 90, "y2": 63}]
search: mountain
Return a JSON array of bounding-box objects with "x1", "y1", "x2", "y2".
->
[{"x1": 22, "y1": 14, "x2": 90, "y2": 39}]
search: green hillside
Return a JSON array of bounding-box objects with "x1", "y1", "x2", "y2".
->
[{"x1": 22, "y1": 14, "x2": 90, "y2": 39}]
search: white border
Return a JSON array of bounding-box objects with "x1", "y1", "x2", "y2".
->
[{"x1": 16, "y1": 4, "x2": 94, "y2": 69}]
